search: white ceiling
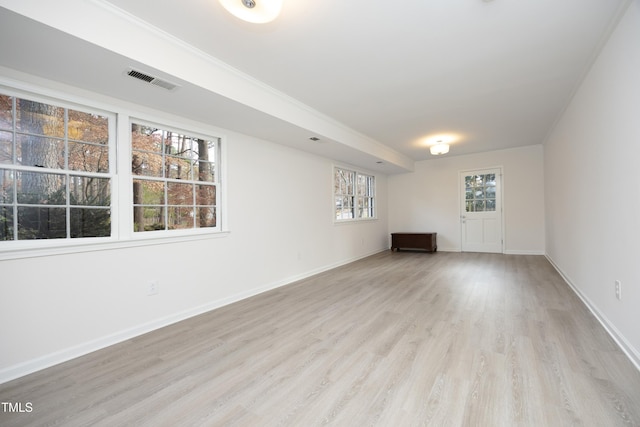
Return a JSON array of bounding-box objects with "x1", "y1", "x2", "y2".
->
[{"x1": 0, "y1": 0, "x2": 632, "y2": 173}]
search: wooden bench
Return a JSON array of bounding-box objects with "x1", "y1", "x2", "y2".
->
[{"x1": 390, "y1": 232, "x2": 437, "y2": 252}]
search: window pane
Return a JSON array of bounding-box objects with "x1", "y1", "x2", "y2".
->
[
  {"x1": 486, "y1": 199, "x2": 496, "y2": 211},
  {"x1": 357, "y1": 196, "x2": 364, "y2": 218},
  {"x1": 195, "y1": 207, "x2": 216, "y2": 228},
  {"x1": 343, "y1": 196, "x2": 353, "y2": 218},
  {"x1": 16, "y1": 134, "x2": 65, "y2": 169},
  {"x1": 1, "y1": 169, "x2": 13, "y2": 203},
  {"x1": 164, "y1": 132, "x2": 187, "y2": 157},
  {"x1": 68, "y1": 141, "x2": 109, "y2": 173},
  {"x1": 336, "y1": 168, "x2": 355, "y2": 196},
  {"x1": 131, "y1": 124, "x2": 162, "y2": 152},
  {"x1": 465, "y1": 176, "x2": 473, "y2": 189},
  {"x1": 357, "y1": 175, "x2": 366, "y2": 197},
  {"x1": 16, "y1": 172, "x2": 65, "y2": 205},
  {"x1": 0, "y1": 95, "x2": 12, "y2": 130},
  {"x1": 485, "y1": 174, "x2": 496, "y2": 186},
  {"x1": 362, "y1": 198, "x2": 373, "y2": 218},
  {"x1": 70, "y1": 208, "x2": 111, "y2": 237},
  {"x1": 335, "y1": 197, "x2": 343, "y2": 219},
  {"x1": 70, "y1": 176, "x2": 110, "y2": 206},
  {"x1": 167, "y1": 182, "x2": 193, "y2": 206},
  {"x1": 17, "y1": 206, "x2": 66, "y2": 239},
  {"x1": 465, "y1": 189, "x2": 473, "y2": 200},
  {"x1": 166, "y1": 156, "x2": 193, "y2": 180},
  {"x1": 196, "y1": 184, "x2": 216, "y2": 205},
  {"x1": 168, "y1": 206, "x2": 193, "y2": 230},
  {"x1": 135, "y1": 206, "x2": 164, "y2": 232},
  {"x1": 0, "y1": 130, "x2": 12, "y2": 164},
  {"x1": 195, "y1": 161, "x2": 215, "y2": 182},
  {"x1": 16, "y1": 99, "x2": 65, "y2": 138},
  {"x1": 475, "y1": 200, "x2": 486, "y2": 211},
  {"x1": 132, "y1": 151, "x2": 163, "y2": 177},
  {"x1": 466, "y1": 201, "x2": 474, "y2": 212},
  {"x1": 68, "y1": 110, "x2": 109, "y2": 144},
  {"x1": 191, "y1": 138, "x2": 213, "y2": 161},
  {"x1": 0, "y1": 205, "x2": 13, "y2": 240},
  {"x1": 133, "y1": 179, "x2": 165, "y2": 205},
  {"x1": 367, "y1": 177, "x2": 375, "y2": 197}
]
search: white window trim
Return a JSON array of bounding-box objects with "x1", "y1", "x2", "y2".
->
[
  {"x1": 333, "y1": 164, "x2": 377, "y2": 223},
  {"x1": 0, "y1": 79, "x2": 229, "y2": 261}
]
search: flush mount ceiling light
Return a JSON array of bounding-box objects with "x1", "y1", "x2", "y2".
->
[
  {"x1": 218, "y1": 0, "x2": 283, "y2": 23},
  {"x1": 430, "y1": 140, "x2": 450, "y2": 155}
]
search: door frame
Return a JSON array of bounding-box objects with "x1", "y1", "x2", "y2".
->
[{"x1": 459, "y1": 166, "x2": 505, "y2": 253}]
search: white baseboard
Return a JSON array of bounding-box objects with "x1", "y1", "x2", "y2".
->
[
  {"x1": 545, "y1": 254, "x2": 640, "y2": 372},
  {"x1": 428, "y1": 248, "x2": 545, "y2": 255},
  {"x1": 504, "y1": 249, "x2": 546, "y2": 255},
  {"x1": 0, "y1": 248, "x2": 387, "y2": 384}
]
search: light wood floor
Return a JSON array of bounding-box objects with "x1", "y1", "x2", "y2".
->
[{"x1": 1, "y1": 252, "x2": 639, "y2": 426}]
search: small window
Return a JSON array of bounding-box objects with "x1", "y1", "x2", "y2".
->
[
  {"x1": 0, "y1": 93, "x2": 112, "y2": 241},
  {"x1": 334, "y1": 167, "x2": 375, "y2": 221},
  {"x1": 131, "y1": 122, "x2": 219, "y2": 232}
]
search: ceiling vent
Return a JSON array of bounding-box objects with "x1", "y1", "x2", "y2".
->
[{"x1": 125, "y1": 68, "x2": 179, "y2": 91}]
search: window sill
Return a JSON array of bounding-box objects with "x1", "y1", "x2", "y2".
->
[
  {"x1": 333, "y1": 218, "x2": 378, "y2": 225},
  {"x1": 0, "y1": 230, "x2": 231, "y2": 261}
]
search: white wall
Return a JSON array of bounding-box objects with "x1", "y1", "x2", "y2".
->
[
  {"x1": 544, "y1": 1, "x2": 640, "y2": 366},
  {"x1": 388, "y1": 145, "x2": 545, "y2": 254},
  {"x1": 0, "y1": 80, "x2": 389, "y2": 382}
]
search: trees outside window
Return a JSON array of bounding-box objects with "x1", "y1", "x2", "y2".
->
[
  {"x1": 0, "y1": 86, "x2": 224, "y2": 253},
  {"x1": 334, "y1": 167, "x2": 375, "y2": 221},
  {"x1": 0, "y1": 93, "x2": 111, "y2": 241},
  {"x1": 131, "y1": 123, "x2": 219, "y2": 232}
]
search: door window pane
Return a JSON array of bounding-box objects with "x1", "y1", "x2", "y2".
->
[{"x1": 465, "y1": 173, "x2": 497, "y2": 212}]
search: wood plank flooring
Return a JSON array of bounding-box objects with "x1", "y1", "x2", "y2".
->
[{"x1": 1, "y1": 252, "x2": 639, "y2": 426}]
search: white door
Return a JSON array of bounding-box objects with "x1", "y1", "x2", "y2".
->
[{"x1": 460, "y1": 168, "x2": 503, "y2": 253}]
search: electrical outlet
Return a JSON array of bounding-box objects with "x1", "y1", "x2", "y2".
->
[
  {"x1": 615, "y1": 280, "x2": 621, "y2": 301},
  {"x1": 148, "y1": 280, "x2": 159, "y2": 296}
]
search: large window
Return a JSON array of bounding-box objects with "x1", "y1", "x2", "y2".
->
[
  {"x1": 131, "y1": 123, "x2": 219, "y2": 232},
  {"x1": 0, "y1": 93, "x2": 112, "y2": 241},
  {"x1": 0, "y1": 85, "x2": 225, "y2": 256},
  {"x1": 334, "y1": 167, "x2": 375, "y2": 221}
]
